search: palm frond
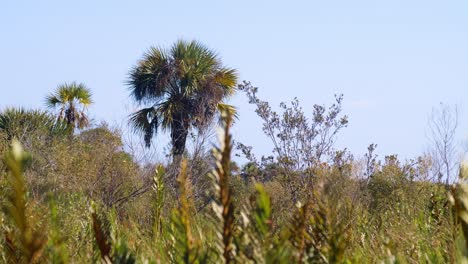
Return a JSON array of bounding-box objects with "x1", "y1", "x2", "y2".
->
[
  {"x1": 45, "y1": 94, "x2": 61, "y2": 109},
  {"x1": 0, "y1": 107, "x2": 70, "y2": 140},
  {"x1": 77, "y1": 111, "x2": 90, "y2": 129},
  {"x1": 57, "y1": 84, "x2": 73, "y2": 102},
  {"x1": 73, "y1": 85, "x2": 93, "y2": 106},
  {"x1": 215, "y1": 68, "x2": 238, "y2": 96},
  {"x1": 129, "y1": 107, "x2": 159, "y2": 147},
  {"x1": 156, "y1": 98, "x2": 192, "y2": 129},
  {"x1": 128, "y1": 46, "x2": 172, "y2": 103},
  {"x1": 54, "y1": 82, "x2": 92, "y2": 104}
]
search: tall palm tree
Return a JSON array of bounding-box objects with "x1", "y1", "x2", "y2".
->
[
  {"x1": 45, "y1": 82, "x2": 93, "y2": 132},
  {"x1": 128, "y1": 40, "x2": 238, "y2": 162}
]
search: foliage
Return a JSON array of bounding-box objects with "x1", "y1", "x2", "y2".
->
[
  {"x1": 128, "y1": 40, "x2": 238, "y2": 161},
  {"x1": 238, "y1": 81, "x2": 349, "y2": 202},
  {"x1": 0, "y1": 106, "x2": 466, "y2": 263},
  {"x1": 210, "y1": 110, "x2": 236, "y2": 263},
  {"x1": 0, "y1": 54, "x2": 465, "y2": 263},
  {"x1": 45, "y1": 82, "x2": 93, "y2": 131},
  {"x1": 0, "y1": 107, "x2": 68, "y2": 144},
  {"x1": 2, "y1": 141, "x2": 47, "y2": 263}
]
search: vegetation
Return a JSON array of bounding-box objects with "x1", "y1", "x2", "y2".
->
[
  {"x1": 0, "y1": 40, "x2": 467, "y2": 263},
  {"x1": 128, "y1": 40, "x2": 238, "y2": 163},
  {"x1": 45, "y1": 82, "x2": 93, "y2": 132}
]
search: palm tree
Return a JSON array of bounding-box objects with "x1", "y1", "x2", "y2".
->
[
  {"x1": 128, "y1": 40, "x2": 238, "y2": 162},
  {"x1": 45, "y1": 82, "x2": 93, "y2": 132}
]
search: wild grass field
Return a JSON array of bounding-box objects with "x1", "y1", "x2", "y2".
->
[{"x1": 0, "y1": 40, "x2": 467, "y2": 263}]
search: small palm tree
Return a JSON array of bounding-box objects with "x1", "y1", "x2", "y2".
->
[
  {"x1": 0, "y1": 107, "x2": 69, "y2": 142},
  {"x1": 45, "y1": 82, "x2": 93, "y2": 132},
  {"x1": 128, "y1": 40, "x2": 238, "y2": 162}
]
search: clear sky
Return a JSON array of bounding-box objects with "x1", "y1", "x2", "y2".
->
[{"x1": 1, "y1": 1, "x2": 467, "y2": 161}]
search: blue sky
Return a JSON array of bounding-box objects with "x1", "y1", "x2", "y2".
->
[{"x1": 1, "y1": 1, "x2": 467, "y2": 160}]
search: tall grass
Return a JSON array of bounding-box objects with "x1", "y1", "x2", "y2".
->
[
  {"x1": 2, "y1": 141, "x2": 47, "y2": 263},
  {"x1": 1, "y1": 114, "x2": 467, "y2": 263}
]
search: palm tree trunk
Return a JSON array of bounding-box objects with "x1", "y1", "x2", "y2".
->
[
  {"x1": 65, "y1": 104, "x2": 76, "y2": 134},
  {"x1": 169, "y1": 116, "x2": 189, "y2": 193},
  {"x1": 171, "y1": 116, "x2": 189, "y2": 165}
]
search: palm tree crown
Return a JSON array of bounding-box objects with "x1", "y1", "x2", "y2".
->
[
  {"x1": 45, "y1": 82, "x2": 93, "y2": 130},
  {"x1": 128, "y1": 40, "x2": 238, "y2": 159}
]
